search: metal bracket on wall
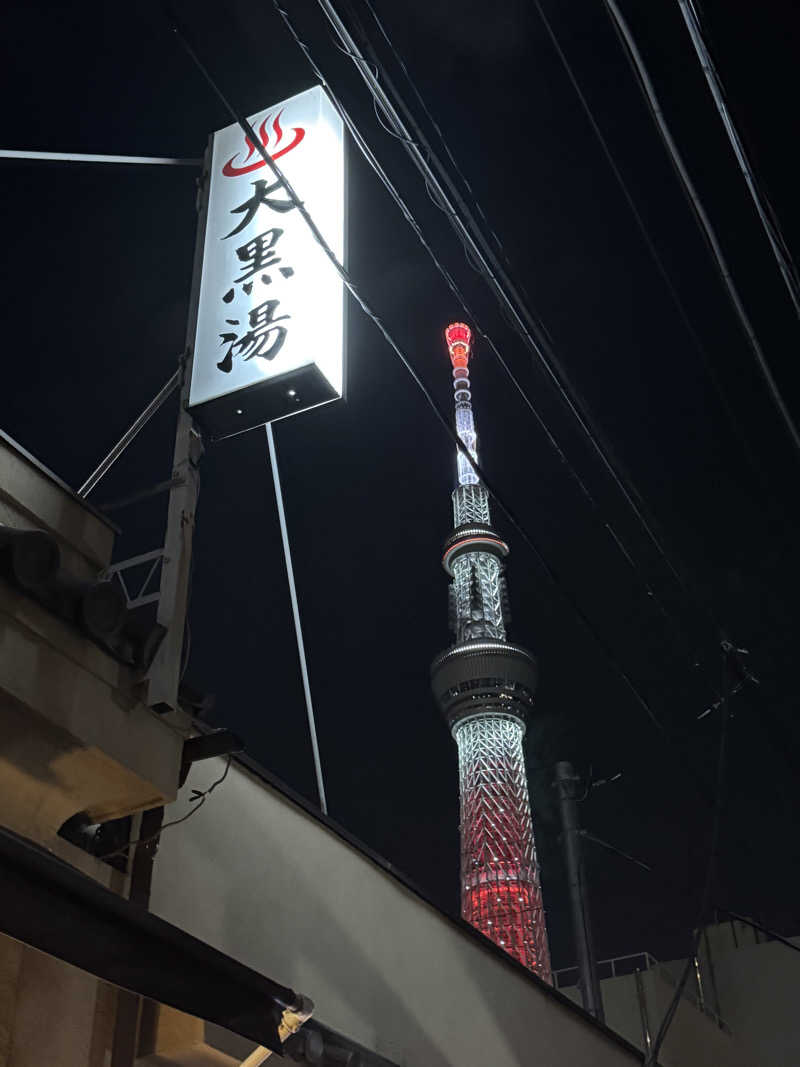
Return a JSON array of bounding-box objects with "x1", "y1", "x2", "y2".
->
[{"x1": 102, "y1": 549, "x2": 166, "y2": 610}]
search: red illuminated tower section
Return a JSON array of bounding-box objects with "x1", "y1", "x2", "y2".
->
[{"x1": 430, "y1": 324, "x2": 552, "y2": 980}]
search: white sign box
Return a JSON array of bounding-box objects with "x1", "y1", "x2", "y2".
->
[{"x1": 189, "y1": 86, "x2": 344, "y2": 438}]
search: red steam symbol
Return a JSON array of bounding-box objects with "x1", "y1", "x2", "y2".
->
[{"x1": 222, "y1": 110, "x2": 305, "y2": 177}]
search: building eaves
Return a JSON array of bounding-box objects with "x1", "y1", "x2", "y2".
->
[{"x1": 0, "y1": 823, "x2": 309, "y2": 1054}]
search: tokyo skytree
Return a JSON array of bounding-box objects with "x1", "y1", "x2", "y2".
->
[{"x1": 430, "y1": 323, "x2": 551, "y2": 980}]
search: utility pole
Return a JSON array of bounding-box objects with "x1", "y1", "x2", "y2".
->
[{"x1": 553, "y1": 761, "x2": 605, "y2": 1022}]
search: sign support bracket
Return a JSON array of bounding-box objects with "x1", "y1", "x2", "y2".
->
[{"x1": 144, "y1": 145, "x2": 212, "y2": 713}]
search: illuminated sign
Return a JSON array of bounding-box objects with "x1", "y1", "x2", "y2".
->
[{"x1": 189, "y1": 86, "x2": 344, "y2": 438}]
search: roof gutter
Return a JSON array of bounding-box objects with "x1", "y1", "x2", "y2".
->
[{"x1": 0, "y1": 825, "x2": 311, "y2": 1054}]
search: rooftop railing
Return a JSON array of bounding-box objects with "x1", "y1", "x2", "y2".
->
[{"x1": 553, "y1": 949, "x2": 730, "y2": 1036}]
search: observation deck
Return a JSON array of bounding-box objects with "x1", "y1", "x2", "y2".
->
[{"x1": 430, "y1": 639, "x2": 538, "y2": 732}]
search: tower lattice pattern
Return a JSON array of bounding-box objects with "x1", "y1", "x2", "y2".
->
[
  {"x1": 455, "y1": 716, "x2": 551, "y2": 979},
  {"x1": 432, "y1": 323, "x2": 552, "y2": 983},
  {"x1": 451, "y1": 552, "x2": 506, "y2": 643},
  {"x1": 452, "y1": 484, "x2": 491, "y2": 527}
]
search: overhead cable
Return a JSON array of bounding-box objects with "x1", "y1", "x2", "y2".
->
[
  {"x1": 520, "y1": 0, "x2": 780, "y2": 672},
  {"x1": 359, "y1": 0, "x2": 518, "y2": 276},
  {"x1": 349, "y1": 0, "x2": 768, "y2": 716},
  {"x1": 522, "y1": 0, "x2": 769, "y2": 493},
  {"x1": 602, "y1": 0, "x2": 800, "y2": 459},
  {"x1": 274, "y1": 5, "x2": 793, "y2": 794},
  {"x1": 267, "y1": 2, "x2": 698, "y2": 654},
  {"x1": 309, "y1": 0, "x2": 709, "y2": 622},
  {"x1": 581, "y1": 830, "x2": 653, "y2": 873},
  {"x1": 676, "y1": 0, "x2": 800, "y2": 323},
  {"x1": 304, "y1": 0, "x2": 784, "y2": 724},
  {"x1": 311, "y1": 0, "x2": 768, "y2": 713}
]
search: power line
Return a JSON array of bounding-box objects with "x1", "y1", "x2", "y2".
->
[
  {"x1": 331, "y1": 15, "x2": 793, "y2": 836},
  {"x1": 581, "y1": 830, "x2": 653, "y2": 874},
  {"x1": 338, "y1": 0, "x2": 794, "y2": 702},
  {"x1": 303, "y1": 1, "x2": 795, "y2": 778},
  {"x1": 522, "y1": 0, "x2": 771, "y2": 496},
  {"x1": 358, "y1": 0, "x2": 519, "y2": 278},
  {"x1": 601, "y1": 0, "x2": 800, "y2": 460},
  {"x1": 310, "y1": 0, "x2": 714, "y2": 630},
  {"x1": 267, "y1": 2, "x2": 708, "y2": 665},
  {"x1": 361, "y1": 0, "x2": 762, "y2": 492},
  {"x1": 313, "y1": 0, "x2": 783, "y2": 721},
  {"x1": 676, "y1": 0, "x2": 800, "y2": 323}
]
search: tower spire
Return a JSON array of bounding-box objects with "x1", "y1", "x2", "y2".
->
[
  {"x1": 431, "y1": 323, "x2": 552, "y2": 980},
  {"x1": 445, "y1": 322, "x2": 480, "y2": 487}
]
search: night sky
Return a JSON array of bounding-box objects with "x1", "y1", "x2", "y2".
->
[{"x1": 2, "y1": 0, "x2": 799, "y2": 971}]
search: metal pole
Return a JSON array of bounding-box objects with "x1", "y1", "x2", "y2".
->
[
  {"x1": 692, "y1": 954, "x2": 706, "y2": 1012},
  {"x1": 554, "y1": 761, "x2": 605, "y2": 1022},
  {"x1": 77, "y1": 370, "x2": 181, "y2": 497},
  {"x1": 265, "y1": 423, "x2": 328, "y2": 815},
  {"x1": 634, "y1": 968, "x2": 652, "y2": 1056},
  {"x1": 0, "y1": 148, "x2": 201, "y2": 166},
  {"x1": 702, "y1": 926, "x2": 722, "y2": 1025}
]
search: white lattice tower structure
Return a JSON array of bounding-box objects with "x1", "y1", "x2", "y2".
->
[{"x1": 430, "y1": 323, "x2": 551, "y2": 981}]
